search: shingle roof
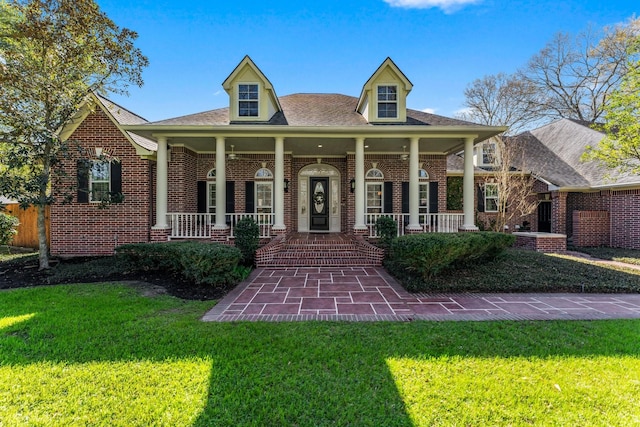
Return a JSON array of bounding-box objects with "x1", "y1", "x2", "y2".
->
[
  {"x1": 150, "y1": 93, "x2": 481, "y2": 127},
  {"x1": 507, "y1": 118, "x2": 640, "y2": 188},
  {"x1": 95, "y1": 95, "x2": 157, "y2": 151}
]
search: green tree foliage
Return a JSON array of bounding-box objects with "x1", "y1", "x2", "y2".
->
[
  {"x1": 0, "y1": 0, "x2": 147, "y2": 268},
  {"x1": 584, "y1": 42, "x2": 640, "y2": 175}
]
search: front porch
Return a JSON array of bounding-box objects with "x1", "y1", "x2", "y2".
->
[{"x1": 165, "y1": 212, "x2": 465, "y2": 240}]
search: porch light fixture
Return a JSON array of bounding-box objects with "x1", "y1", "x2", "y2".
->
[
  {"x1": 400, "y1": 145, "x2": 408, "y2": 161},
  {"x1": 350, "y1": 178, "x2": 355, "y2": 193},
  {"x1": 284, "y1": 179, "x2": 290, "y2": 193}
]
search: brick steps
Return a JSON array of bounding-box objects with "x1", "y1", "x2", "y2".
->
[{"x1": 257, "y1": 233, "x2": 383, "y2": 267}]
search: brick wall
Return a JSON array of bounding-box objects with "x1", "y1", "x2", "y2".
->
[
  {"x1": 572, "y1": 210, "x2": 610, "y2": 247},
  {"x1": 513, "y1": 233, "x2": 567, "y2": 253},
  {"x1": 168, "y1": 146, "x2": 197, "y2": 213},
  {"x1": 50, "y1": 108, "x2": 152, "y2": 256},
  {"x1": 609, "y1": 189, "x2": 640, "y2": 249},
  {"x1": 566, "y1": 192, "x2": 607, "y2": 237}
]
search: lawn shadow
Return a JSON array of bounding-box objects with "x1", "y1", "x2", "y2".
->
[{"x1": 1, "y1": 283, "x2": 640, "y2": 425}]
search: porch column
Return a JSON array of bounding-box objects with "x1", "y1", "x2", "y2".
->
[
  {"x1": 407, "y1": 137, "x2": 422, "y2": 231},
  {"x1": 354, "y1": 137, "x2": 367, "y2": 231},
  {"x1": 273, "y1": 136, "x2": 286, "y2": 232},
  {"x1": 460, "y1": 136, "x2": 479, "y2": 231},
  {"x1": 214, "y1": 137, "x2": 227, "y2": 229},
  {"x1": 154, "y1": 136, "x2": 169, "y2": 229}
]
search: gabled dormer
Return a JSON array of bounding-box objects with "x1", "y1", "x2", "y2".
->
[
  {"x1": 222, "y1": 56, "x2": 282, "y2": 123},
  {"x1": 356, "y1": 57, "x2": 413, "y2": 123}
]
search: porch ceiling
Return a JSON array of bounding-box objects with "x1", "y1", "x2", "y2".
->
[{"x1": 156, "y1": 135, "x2": 474, "y2": 155}]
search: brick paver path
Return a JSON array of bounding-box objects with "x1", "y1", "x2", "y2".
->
[{"x1": 202, "y1": 267, "x2": 640, "y2": 322}]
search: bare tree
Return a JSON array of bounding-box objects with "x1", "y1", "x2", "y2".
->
[
  {"x1": 521, "y1": 17, "x2": 640, "y2": 123},
  {"x1": 458, "y1": 73, "x2": 544, "y2": 135}
]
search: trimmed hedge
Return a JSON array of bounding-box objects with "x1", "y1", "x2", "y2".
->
[
  {"x1": 116, "y1": 241, "x2": 242, "y2": 286},
  {"x1": 384, "y1": 232, "x2": 515, "y2": 287},
  {"x1": 0, "y1": 213, "x2": 19, "y2": 246}
]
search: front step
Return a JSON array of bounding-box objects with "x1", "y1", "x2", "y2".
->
[{"x1": 256, "y1": 233, "x2": 383, "y2": 267}]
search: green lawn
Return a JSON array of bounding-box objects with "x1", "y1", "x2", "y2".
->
[{"x1": 1, "y1": 283, "x2": 640, "y2": 426}]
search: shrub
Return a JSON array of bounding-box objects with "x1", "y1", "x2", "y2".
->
[
  {"x1": 384, "y1": 232, "x2": 515, "y2": 285},
  {"x1": 0, "y1": 212, "x2": 20, "y2": 246},
  {"x1": 116, "y1": 241, "x2": 242, "y2": 286},
  {"x1": 234, "y1": 217, "x2": 260, "y2": 265},
  {"x1": 375, "y1": 216, "x2": 398, "y2": 248}
]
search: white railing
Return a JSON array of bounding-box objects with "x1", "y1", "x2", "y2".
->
[
  {"x1": 167, "y1": 212, "x2": 275, "y2": 240},
  {"x1": 366, "y1": 213, "x2": 465, "y2": 238},
  {"x1": 228, "y1": 213, "x2": 274, "y2": 239},
  {"x1": 168, "y1": 213, "x2": 213, "y2": 239}
]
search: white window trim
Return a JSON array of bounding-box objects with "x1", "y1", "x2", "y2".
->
[
  {"x1": 366, "y1": 182, "x2": 383, "y2": 214},
  {"x1": 479, "y1": 141, "x2": 499, "y2": 167},
  {"x1": 255, "y1": 167, "x2": 273, "y2": 178},
  {"x1": 376, "y1": 84, "x2": 398, "y2": 119},
  {"x1": 485, "y1": 183, "x2": 499, "y2": 212},
  {"x1": 89, "y1": 160, "x2": 111, "y2": 203},
  {"x1": 419, "y1": 183, "x2": 429, "y2": 214},
  {"x1": 365, "y1": 168, "x2": 384, "y2": 179},
  {"x1": 255, "y1": 181, "x2": 273, "y2": 214},
  {"x1": 237, "y1": 82, "x2": 260, "y2": 118}
]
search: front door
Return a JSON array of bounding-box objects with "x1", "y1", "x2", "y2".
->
[
  {"x1": 310, "y1": 177, "x2": 329, "y2": 231},
  {"x1": 538, "y1": 201, "x2": 551, "y2": 232}
]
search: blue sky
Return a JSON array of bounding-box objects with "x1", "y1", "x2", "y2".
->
[{"x1": 100, "y1": 0, "x2": 637, "y2": 122}]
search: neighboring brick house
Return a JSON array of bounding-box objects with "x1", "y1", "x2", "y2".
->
[
  {"x1": 51, "y1": 56, "x2": 510, "y2": 259},
  {"x1": 509, "y1": 119, "x2": 640, "y2": 250}
]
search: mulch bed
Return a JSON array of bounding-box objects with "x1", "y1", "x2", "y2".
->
[{"x1": 0, "y1": 253, "x2": 232, "y2": 301}]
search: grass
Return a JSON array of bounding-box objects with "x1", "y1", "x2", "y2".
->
[
  {"x1": 392, "y1": 248, "x2": 640, "y2": 293},
  {"x1": 572, "y1": 246, "x2": 640, "y2": 266},
  {"x1": 1, "y1": 283, "x2": 640, "y2": 426}
]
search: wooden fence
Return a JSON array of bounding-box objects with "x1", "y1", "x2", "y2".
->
[{"x1": 3, "y1": 204, "x2": 50, "y2": 248}]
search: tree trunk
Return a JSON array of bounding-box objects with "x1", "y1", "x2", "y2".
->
[{"x1": 37, "y1": 203, "x2": 49, "y2": 269}]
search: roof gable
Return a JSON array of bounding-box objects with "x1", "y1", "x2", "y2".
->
[
  {"x1": 222, "y1": 55, "x2": 282, "y2": 122},
  {"x1": 357, "y1": 57, "x2": 413, "y2": 123}
]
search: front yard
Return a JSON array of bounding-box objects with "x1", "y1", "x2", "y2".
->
[{"x1": 2, "y1": 283, "x2": 640, "y2": 426}]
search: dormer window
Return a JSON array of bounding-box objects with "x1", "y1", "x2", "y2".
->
[
  {"x1": 238, "y1": 84, "x2": 259, "y2": 117},
  {"x1": 377, "y1": 85, "x2": 397, "y2": 118}
]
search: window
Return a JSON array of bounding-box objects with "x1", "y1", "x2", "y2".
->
[
  {"x1": 485, "y1": 183, "x2": 499, "y2": 212},
  {"x1": 377, "y1": 85, "x2": 397, "y2": 118},
  {"x1": 255, "y1": 167, "x2": 273, "y2": 178},
  {"x1": 89, "y1": 161, "x2": 110, "y2": 202},
  {"x1": 418, "y1": 169, "x2": 429, "y2": 179},
  {"x1": 207, "y1": 183, "x2": 216, "y2": 213},
  {"x1": 366, "y1": 168, "x2": 384, "y2": 179},
  {"x1": 481, "y1": 142, "x2": 498, "y2": 165},
  {"x1": 366, "y1": 183, "x2": 383, "y2": 213},
  {"x1": 419, "y1": 184, "x2": 429, "y2": 214},
  {"x1": 255, "y1": 182, "x2": 273, "y2": 214},
  {"x1": 238, "y1": 84, "x2": 259, "y2": 117}
]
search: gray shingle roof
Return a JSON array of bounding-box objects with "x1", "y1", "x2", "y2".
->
[
  {"x1": 149, "y1": 93, "x2": 481, "y2": 127},
  {"x1": 95, "y1": 95, "x2": 158, "y2": 151},
  {"x1": 508, "y1": 119, "x2": 640, "y2": 188}
]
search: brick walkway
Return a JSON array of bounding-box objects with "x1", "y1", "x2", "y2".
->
[{"x1": 202, "y1": 267, "x2": 640, "y2": 322}]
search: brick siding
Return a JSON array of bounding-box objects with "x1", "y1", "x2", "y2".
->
[
  {"x1": 572, "y1": 210, "x2": 610, "y2": 247},
  {"x1": 50, "y1": 108, "x2": 152, "y2": 256}
]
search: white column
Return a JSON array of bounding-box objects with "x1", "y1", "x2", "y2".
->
[
  {"x1": 214, "y1": 137, "x2": 227, "y2": 229},
  {"x1": 461, "y1": 136, "x2": 479, "y2": 230},
  {"x1": 273, "y1": 136, "x2": 286, "y2": 231},
  {"x1": 407, "y1": 137, "x2": 421, "y2": 231},
  {"x1": 154, "y1": 136, "x2": 168, "y2": 228},
  {"x1": 354, "y1": 137, "x2": 367, "y2": 230}
]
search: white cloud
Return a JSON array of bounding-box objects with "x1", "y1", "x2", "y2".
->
[
  {"x1": 383, "y1": 0, "x2": 481, "y2": 13},
  {"x1": 421, "y1": 107, "x2": 437, "y2": 114}
]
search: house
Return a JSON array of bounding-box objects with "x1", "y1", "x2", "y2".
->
[
  {"x1": 508, "y1": 119, "x2": 640, "y2": 250},
  {"x1": 50, "y1": 56, "x2": 509, "y2": 264}
]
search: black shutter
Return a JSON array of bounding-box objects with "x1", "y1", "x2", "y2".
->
[
  {"x1": 401, "y1": 182, "x2": 409, "y2": 214},
  {"x1": 226, "y1": 181, "x2": 235, "y2": 213},
  {"x1": 197, "y1": 181, "x2": 206, "y2": 213},
  {"x1": 477, "y1": 184, "x2": 485, "y2": 212},
  {"x1": 383, "y1": 181, "x2": 393, "y2": 213},
  {"x1": 245, "y1": 181, "x2": 255, "y2": 213},
  {"x1": 77, "y1": 160, "x2": 89, "y2": 203},
  {"x1": 110, "y1": 161, "x2": 122, "y2": 194},
  {"x1": 429, "y1": 181, "x2": 438, "y2": 213}
]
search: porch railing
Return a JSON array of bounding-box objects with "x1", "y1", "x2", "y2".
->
[
  {"x1": 366, "y1": 213, "x2": 465, "y2": 238},
  {"x1": 167, "y1": 212, "x2": 274, "y2": 240}
]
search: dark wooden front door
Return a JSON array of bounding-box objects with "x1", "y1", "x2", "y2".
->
[
  {"x1": 310, "y1": 177, "x2": 329, "y2": 231},
  {"x1": 538, "y1": 201, "x2": 551, "y2": 232}
]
